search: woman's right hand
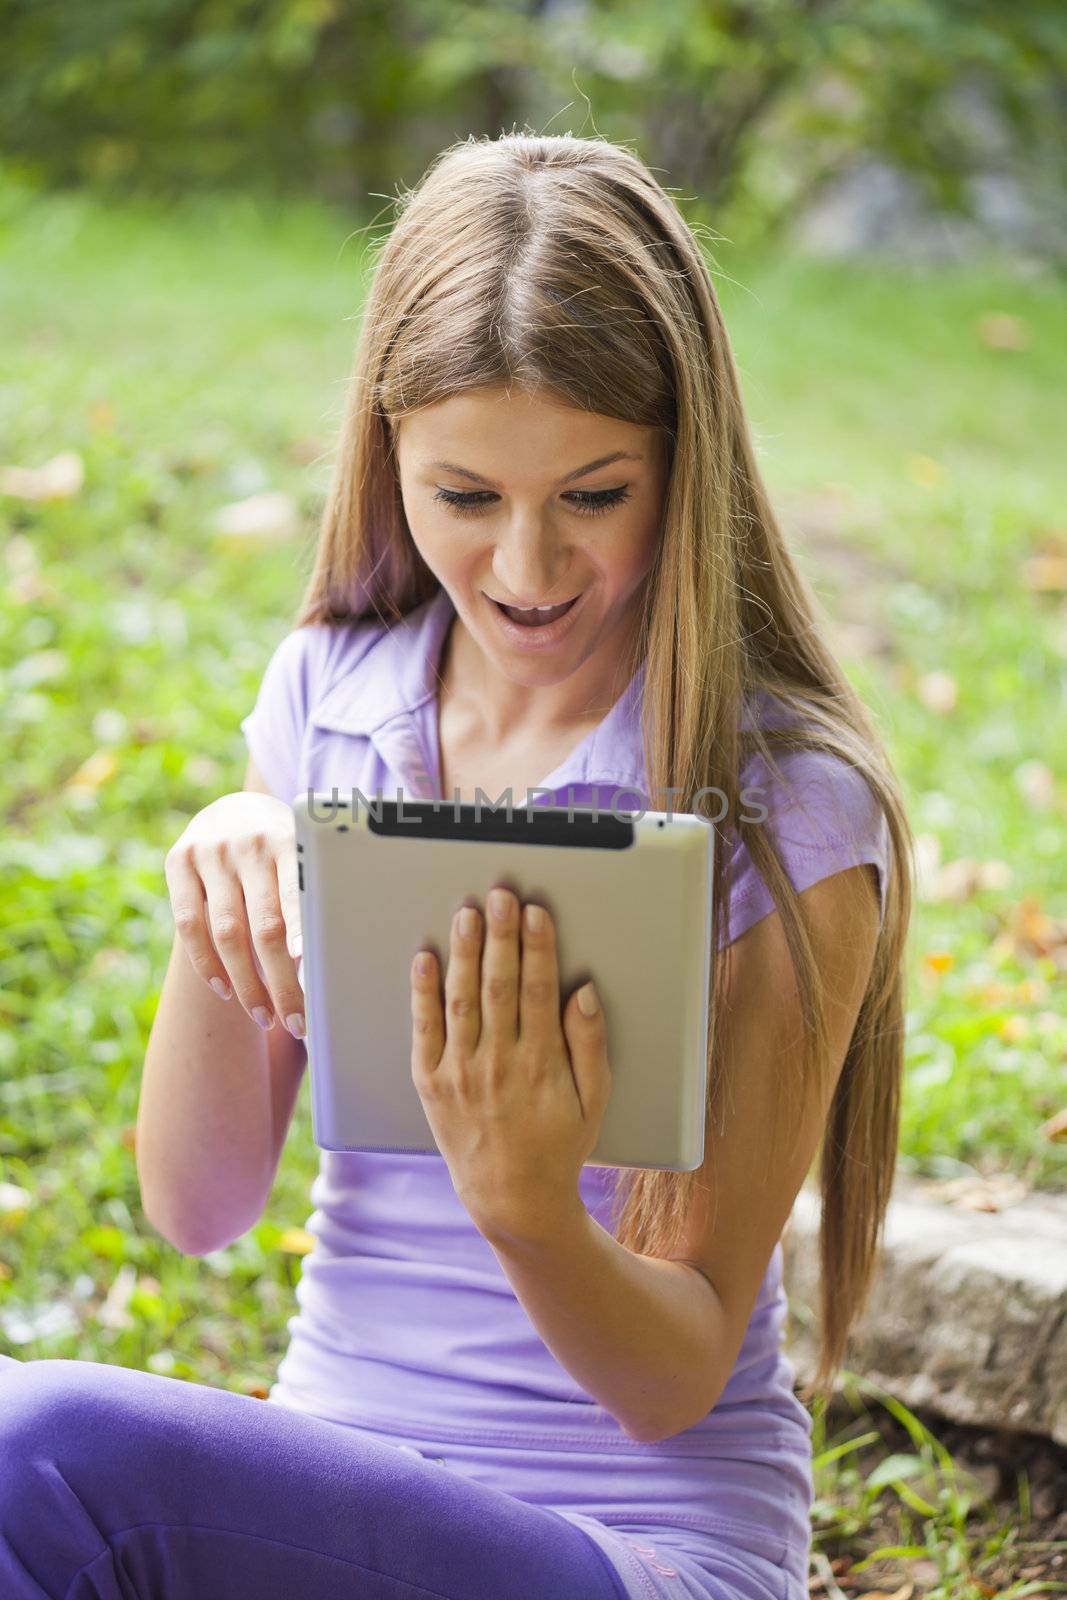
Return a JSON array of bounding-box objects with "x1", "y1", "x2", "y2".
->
[{"x1": 164, "y1": 792, "x2": 306, "y2": 1039}]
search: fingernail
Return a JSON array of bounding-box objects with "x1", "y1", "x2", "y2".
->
[
  {"x1": 577, "y1": 982, "x2": 599, "y2": 1017},
  {"x1": 252, "y1": 1007, "x2": 274, "y2": 1030},
  {"x1": 210, "y1": 977, "x2": 232, "y2": 1001},
  {"x1": 459, "y1": 907, "x2": 478, "y2": 936},
  {"x1": 523, "y1": 903, "x2": 544, "y2": 932},
  {"x1": 286, "y1": 1012, "x2": 306, "y2": 1040},
  {"x1": 488, "y1": 889, "x2": 510, "y2": 921}
]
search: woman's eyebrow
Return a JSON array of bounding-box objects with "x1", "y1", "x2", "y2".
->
[{"x1": 424, "y1": 450, "x2": 643, "y2": 488}]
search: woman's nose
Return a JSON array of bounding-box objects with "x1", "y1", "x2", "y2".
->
[{"x1": 491, "y1": 525, "x2": 570, "y2": 605}]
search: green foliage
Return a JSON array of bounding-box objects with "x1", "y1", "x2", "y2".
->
[{"x1": 1, "y1": 0, "x2": 1065, "y2": 251}]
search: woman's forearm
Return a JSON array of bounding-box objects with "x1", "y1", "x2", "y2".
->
[
  {"x1": 479, "y1": 1202, "x2": 730, "y2": 1442},
  {"x1": 136, "y1": 931, "x2": 304, "y2": 1254}
]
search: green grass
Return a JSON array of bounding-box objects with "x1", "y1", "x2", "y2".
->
[
  {"x1": 811, "y1": 1375, "x2": 1066, "y2": 1597},
  {"x1": 1, "y1": 179, "x2": 1065, "y2": 1591}
]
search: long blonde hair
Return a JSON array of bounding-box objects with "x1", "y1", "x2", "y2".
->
[{"x1": 289, "y1": 131, "x2": 914, "y2": 1406}]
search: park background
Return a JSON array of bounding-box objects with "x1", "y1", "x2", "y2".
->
[{"x1": 1, "y1": 2, "x2": 1066, "y2": 1593}]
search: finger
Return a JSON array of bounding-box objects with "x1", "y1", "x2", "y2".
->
[
  {"x1": 517, "y1": 902, "x2": 562, "y2": 1042},
  {"x1": 191, "y1": 847, "x2": 279, "y2": 1031},
  {"x1": 165, "y1": 845, "x2": 238, "y2": 1004},
  {"x1": 480, "y1": 887, "x2": 519, "y2": 1046},
  {"x1": 444, "y1": 903, "x2": 482, "y2": 1054},
  {"x1": 410, "y1": 949, "x2": 445, "y2": 1079},
  {"x1": 274, "y1": 835, "x2": 304, "y2": 962},
  {"x1": 234, "y1": 831, "x2": 308, "y2": 1037},
  {"x1": 562, "y1": 981, "x2": 612, "y2": 1120}
]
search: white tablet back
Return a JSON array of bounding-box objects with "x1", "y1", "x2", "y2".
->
[{"x1": 293, "y1": 795, "x2": 713, "y2": 1170}]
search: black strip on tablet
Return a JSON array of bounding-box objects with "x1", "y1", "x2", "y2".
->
[{"x1": 363, "y1": 799, "x2": 635, "y2": 849}]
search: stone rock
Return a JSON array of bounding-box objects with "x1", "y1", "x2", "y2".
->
[{"x1": 782, "y1": 1176, "x2": 1067, "y2": 1446}]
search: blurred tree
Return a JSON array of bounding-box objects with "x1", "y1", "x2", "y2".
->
[
  {"x1": 567, "y1": 0, "x2": 1067, "y2": 251},
  {"x1": 0, "y1": 0, "x2": 1063, "y2": 253}
]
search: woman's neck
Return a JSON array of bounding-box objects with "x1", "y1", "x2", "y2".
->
[{"x1": 439, "y1": 596, "x2": 642, "y2": 746}]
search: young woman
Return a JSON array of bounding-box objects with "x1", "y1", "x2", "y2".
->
[{"x1": 0, "y1": 132, "x2": 912, "y2": 1600}]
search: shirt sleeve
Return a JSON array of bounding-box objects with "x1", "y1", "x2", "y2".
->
[
  {"x1": 719, "y1": 746, "x2": 892, "y2": 949},
  {"x1": 239, "y1": 624, "x2": 335, "y2": 806}
]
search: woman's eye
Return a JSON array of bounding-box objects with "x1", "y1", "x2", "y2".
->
[{"x1": 433, "y1": 486, "x2": 632, "y2": 518}]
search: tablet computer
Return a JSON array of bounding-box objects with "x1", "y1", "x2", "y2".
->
[{"x1": 293, "y1": 793, "x2": 714, "y2": 1171}]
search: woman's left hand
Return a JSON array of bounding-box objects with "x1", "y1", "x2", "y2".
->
[{"x1": 409, "y1": 887, "x2": 612, "y2": 1245}]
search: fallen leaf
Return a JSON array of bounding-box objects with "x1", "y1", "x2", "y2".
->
[
  {"x1": 906, "y1": 454, "x2": 945, "y2": 488},
  {"x1": 1039, "y1": 1108, "x2": 1067, "y2": 1142},
  {"x1": 88, "y1": 399, "x2": 115, "y2": 431},
  {"x1": 912, "y1": 1173, "x2": 1030, "y2": 1210},
  {"x1": 65, "y1": 749, "x2": 120, "y2": 793},
  {"x1": 990, "y1": 897, "x2": 1067, "y2": 966},
  {"x1": 4, "y1": 534, "x2": 38, "y2": 574},
  {"x1": 277, "y1": 1226, "x2": 316, "y2": 1255},
  {"x1": 931, "y1": 859, "x2": 978, "y2": 902},
  {"x1": 11, "y1": 649, "x2": 68, "y2": 688},
  {"x1": 976, "y1": 312, "x2": 1031, "y2": 351},
  {"x1": 184, "y1": 755, "x2": 223, "y2": 788},
  {"x1": 927, "y1": 856, "x2": 1013, "y2": 903},
  {"x1": 215, "y1": 490, "x2": 297, "y2": 544},
  {"x1": 1014, "y1": 759, "x2": 1057, "y2": 810},
  {"x1": 973, "y1": 976, "x2": 1046, "y2": 1006},
  {"x1": 0, "y1": 450, "x2": 85, "y2": 500},
  {"x1": 98, "y1": 1264, "x2": 138, "y2": 1330},
  {"x1": 916, "y1": 670, "x2": 957, "y2": 713},
  {"x1": 809, "y1": 1551, "x2": 854, "y2": 1599},
  {"x1": 828, "y1": 621, "x2": 887, "y2": 661},
  {"x1": 286, "y1": 435, "x2": 329, "y2": 466},
  {"x1": 89, "y1": 948, "x2": 134, "y2": 980},
  {"x1": 1022, "y1": 554, "x2": 1067, "y2": 593},
  {"x1": 7, "y1": 573, "x2": 59, "y2": 604},
  {"x1": 956, "y1": 1176, "x2": 1029, "y2": 1211}
]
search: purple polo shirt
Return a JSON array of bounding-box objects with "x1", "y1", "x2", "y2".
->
[{"x1": 240, "y1": 585, "x2": 891, "y2": 1600}]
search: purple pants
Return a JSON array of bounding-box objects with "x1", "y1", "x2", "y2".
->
[{"x1": 0, "y1": 1355, "x2": 630, "y2": 1599}]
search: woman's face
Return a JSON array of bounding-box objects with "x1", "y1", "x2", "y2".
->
[{"x1": 392, "y1": 385, "x2": 669, "y2": 696}]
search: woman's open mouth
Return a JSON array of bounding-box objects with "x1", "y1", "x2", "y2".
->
[
  {"x1": 483, "y1": 590, "x2": 585, "y2": 649},
  {"x1": 493, "y1": 595, "x2": 578, "y2": 627}
]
